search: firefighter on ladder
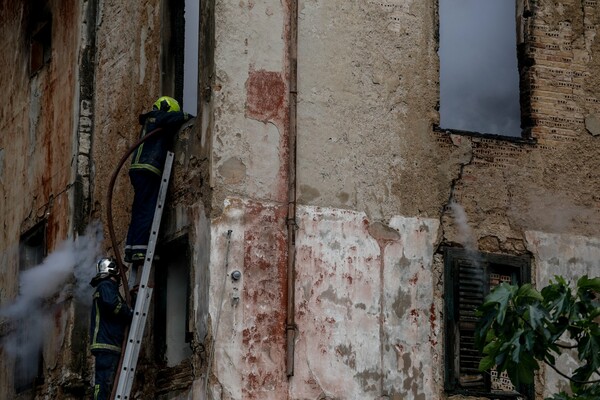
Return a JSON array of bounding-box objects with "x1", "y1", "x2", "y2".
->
[
  {"x1": 124, "y1": 96, "x2": 192, "y2": 286},
  {"x1": 89, "y1": 258, "x2": 133, "y2": 400}
]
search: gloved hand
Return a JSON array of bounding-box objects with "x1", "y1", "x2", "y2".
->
[{"x1": 130, "y1": 285, "x2": 139, "y2": 306}]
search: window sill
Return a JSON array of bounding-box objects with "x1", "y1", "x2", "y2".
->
[{"x1": 433, "y1": 125, "x2": 537, "y2": 145}]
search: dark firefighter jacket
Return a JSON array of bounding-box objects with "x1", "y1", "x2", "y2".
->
[
  {"x1": 130, "y1": 109, "x2": 192, "y2": 176},
  {"x1": 90, "y1": 277, "x2": 133, "y2": 354}
]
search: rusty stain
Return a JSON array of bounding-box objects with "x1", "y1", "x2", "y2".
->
[
  {"x1": 410, "y1": 308, "x2": 419, "y2": 324},
  {"x1": 245, "y1": 69, "x2": 286, "y2": 124},
  {"x1": 429, "y1": 303, "x2": 438, "y2": 346},
  {"x1": 408, "y1": 273, "x2": 418, "y2": 285},
  {"x1": 241, "y1": 201, "x2": 287, "y2": 399},
  {"x1": 343, "y1": 273, "x2": 353, "y2": 285},
  {"x1": 53, "y1": 306, "x2": 63, "y2": 330}
]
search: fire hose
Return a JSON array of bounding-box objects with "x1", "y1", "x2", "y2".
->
[{"x1": 105, "y1": 127, "x2": 163, "y2": 305}]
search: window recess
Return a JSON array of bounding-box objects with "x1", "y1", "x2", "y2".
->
[
  {"x1": 438, "y1": 0, "x2": 524, "y2": 137},
  {"x1": 29, "y1": 8, "x2": 52, "y2": 75},
  {"x1": 15, "y1": 222, "x2": 47, "y2": 393}
]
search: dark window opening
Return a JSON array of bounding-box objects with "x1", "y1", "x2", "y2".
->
[
  {"x1": 154, "y1": 235, "x2": 192, "y2": 368},
  {"x1": 15, "y1": 222, "x2": 47, "y2": 393},
  {"x1": 183, "y1": 0, "x2": 199, "y2": 115},
  {"x1": 444, "y1": 248, "x2": 533, "y2": 399},
  {"x1": 29, "y1": 10, "x2": 52, "y2": 75},
  {"x1": 162, "y1": 0, "x2": 199, "y2": 114},
  {"x1": 438, "y1": 0, "x2": 523, "y2": 137}
]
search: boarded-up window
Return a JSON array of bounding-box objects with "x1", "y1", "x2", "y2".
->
[{"x1": 444, "y1": 248, "x2": 533, "y2": 398}]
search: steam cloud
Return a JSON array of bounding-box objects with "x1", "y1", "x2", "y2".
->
[{"x1": 0, "y1": 221, "x2": 104, "y2": 373}]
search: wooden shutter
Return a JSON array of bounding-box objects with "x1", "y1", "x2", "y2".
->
[
  {"x1": 456, "y1": 258, "x2": 486, "y2": 389},
  {"x1": 444, "y1": 248, "x2": 533, "y2": 398}
]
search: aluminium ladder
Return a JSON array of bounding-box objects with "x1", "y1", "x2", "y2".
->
[{"x1": 113, "y1": 151, "x2": 174, "y2": 399}]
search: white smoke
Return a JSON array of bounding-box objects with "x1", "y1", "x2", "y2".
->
[
  {"x1": 449, "y1": 201, "x2": 477, "y2": 251},
  {"x1": 449, "y1": 200, "x2": 482, "y2": 266},
  {"x1": 0, "y1": 221, "x2": 104, "y2": 368}
]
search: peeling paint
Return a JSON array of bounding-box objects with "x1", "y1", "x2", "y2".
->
[{"x1": 292, "y1": 206, "x2": 440, "y2": 398}]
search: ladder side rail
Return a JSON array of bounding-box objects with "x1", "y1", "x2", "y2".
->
[
  {"x1": 117, "y1": 287, "x2": 153, "y2": 397},
  {"x1": 136, "y1": 152, "x2": 175, "y2": 293}
]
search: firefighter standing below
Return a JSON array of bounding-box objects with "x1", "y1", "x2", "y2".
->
[
  {"x1": 89, "y1": 258, "x2": 133, "y2": 400},
  {"x1": 124, "y1": 96, "x2": 192, "y2": 283}
]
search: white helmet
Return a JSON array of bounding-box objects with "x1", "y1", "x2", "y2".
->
[{"x1": 96, "y1": 257, "x2": 118, "y2": 277}]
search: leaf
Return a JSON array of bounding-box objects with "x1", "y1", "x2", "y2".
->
[
  {"x1": 478, "y1": 355, "x2": 496, "y2": 371},
  {"x1": 577, "y1": 275, "x2": 600, "y2": 292},
  {"x1": 508, "y1": 330, "x2": 524, "y2": 363},
  {"x1": 526, "y1": 303, "x2": 548, "y2": 330},
  {"x1": 475, "y1": 309, "x2": 496, "y2": 348},
  {"x1": 545, "y1": 352, "x2": 556, "y2": 365},
  {"x1": 482, "y1": 338, "x2": 499, "y2": 353},
  {"x1": 545, "y1": 392, "x2": 572, "y2": 400},
  {"x1": 503, "y1": 352, "x2": 539, "y2": 388},
  {"x1": 523, "y1": 330, "x2": 536, "y2": 352},
  {"x1": 578, "y1": 333, "x2": 600, "y2": 371},
  {"x1": 517, "y1": 283, "x2": 544, "y2": 301},
  {"x1": 543, "y1": 283, "x2": 573, "y2": 319},
  {"x1": 484, "y1": 283, "x2": 516, "y2": 325}
]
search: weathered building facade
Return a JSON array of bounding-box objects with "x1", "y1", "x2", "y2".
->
[{"x1": 0, "y1": 0, "x2": 599, "y2": 399}]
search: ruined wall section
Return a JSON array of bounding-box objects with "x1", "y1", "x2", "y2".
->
[
  {"x1": 289, "y1": 0, "x2": 600, "y2": 399},
  {"x1": 441, "y1": 1, "x2": 600, "y2": 253},
  {"x1": 295, "y1": 0, "x2": 600, "y2": 247},
  {"x1": 291, "y1": 3, "x2": 449, "y2": 396},
  {"x1": 91, "y1": 0, "x2": 163, "y2": 250},
  {"x1": 0, "y1": 0, "x2": 81, "y2": 277},
  {"x1": 0, "y1": 1, "x2": 84, "y2": 397},
  {"x1": 438, "y1": 2, "x2": 600, "y2": 397}
]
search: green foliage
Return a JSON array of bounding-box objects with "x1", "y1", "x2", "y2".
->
[{"x1": 475, "y1": 276, "x2": 600, "y2": 399}]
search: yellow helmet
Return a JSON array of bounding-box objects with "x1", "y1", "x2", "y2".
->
[{"x1": 153, "y1": 96, "x2": 181, "y2": 112}]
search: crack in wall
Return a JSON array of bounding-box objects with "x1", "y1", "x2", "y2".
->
[{"x1": 435, "y1": 137, "x2": 474, "y2": 252}]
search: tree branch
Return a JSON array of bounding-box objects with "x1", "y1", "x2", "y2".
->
[{"x1": 543, "y1": 360, "x2": 600, "y2": 384}]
